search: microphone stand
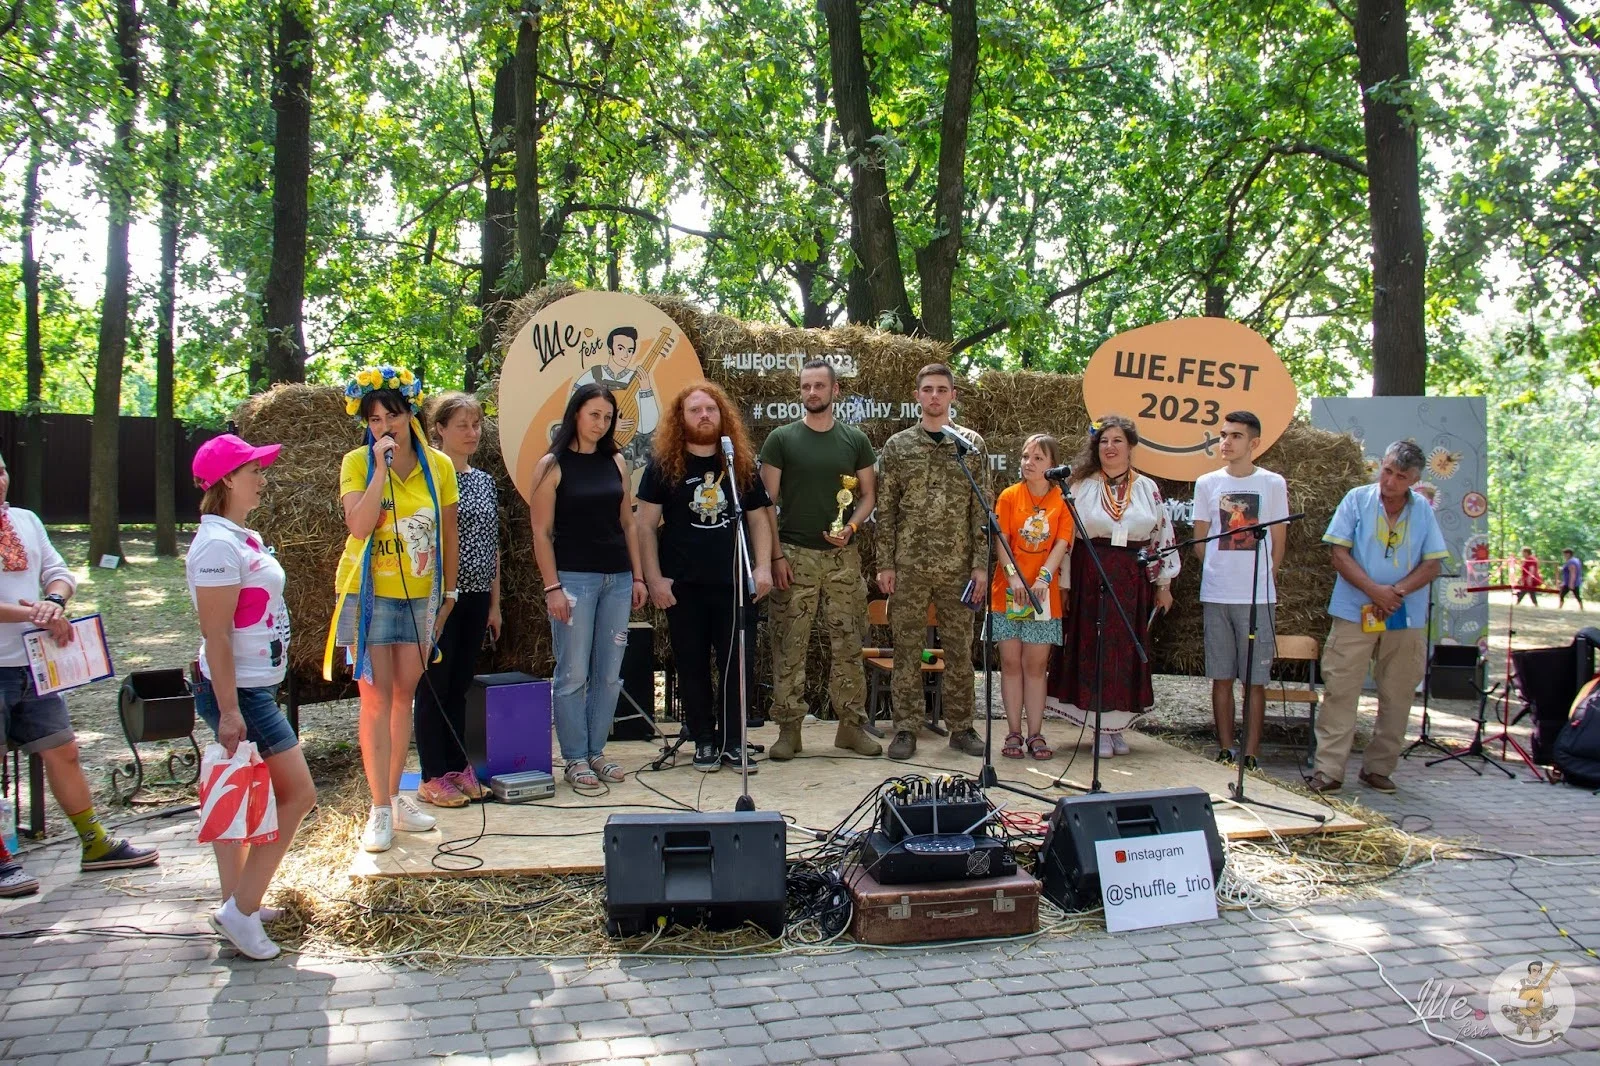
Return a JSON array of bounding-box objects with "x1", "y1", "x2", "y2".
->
[
  {"x1": 1402, "y1": 572, "x2": 1457, "y2": 760},
  {"x1": 1045, "y1": 471, "x2": 1146, "y2": 796},
  {"x1": 722, "y1": 442, "x2": 757, "y2": 813},
  {"x1": 1148, "y1": 514, "x2": 1325, "y2": 825},
  {"x1": 938, "y1": 434, "x2": 1046, "y2": 800}
]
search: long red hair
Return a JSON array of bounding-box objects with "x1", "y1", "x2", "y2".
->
[{"x1": 652, "y1": 380, "x2": 757, "y2": 488}]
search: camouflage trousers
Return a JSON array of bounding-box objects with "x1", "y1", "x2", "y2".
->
[
  {"x1": 768, "y1": 543, "x2": 868, "y2": 726},
  {"x1": 890, "y1": 568, "x2": 975, "y2": 734}
]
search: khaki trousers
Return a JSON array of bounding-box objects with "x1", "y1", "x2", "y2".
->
[
  {"x1": 1315, "y1": 618, "x2": 1425, "y2": 781},
  {"x1": 767, "y1": 543, "x2": 868, "y2": 726}
]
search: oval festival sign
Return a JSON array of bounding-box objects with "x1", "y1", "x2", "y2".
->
[
  {"x1": 1081, "y1": 317, "x2": 1297, "y2": 482},
  {"x1": 499, "y1": 291, "x2": 706, "y2": 502}
]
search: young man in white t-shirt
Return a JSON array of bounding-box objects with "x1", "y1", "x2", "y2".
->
[{"x1": 1192, "y1": 411, "x2": 1289, "y2": 769}]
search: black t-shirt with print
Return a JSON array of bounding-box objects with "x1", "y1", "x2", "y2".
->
[{"x1": 638, "y1": 452, "x2": 772, "y2": 586}]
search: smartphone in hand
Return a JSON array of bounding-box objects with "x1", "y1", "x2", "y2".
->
[{"x1": 961, "y1": 578, "x2": 983, "y2": 611}]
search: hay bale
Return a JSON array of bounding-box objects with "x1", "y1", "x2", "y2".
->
[{"x1": 246, "y1": 287, "x2": 1366, "y2": 707}]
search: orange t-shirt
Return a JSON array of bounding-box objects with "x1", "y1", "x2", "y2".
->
[{"x1": 990, "y1": 482, "x2": 1074, "y2": 615}]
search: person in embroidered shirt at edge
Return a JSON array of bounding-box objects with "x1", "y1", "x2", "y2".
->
[{"x1": 1310, "y1": 439, "x2": 1448, "y2": 796}]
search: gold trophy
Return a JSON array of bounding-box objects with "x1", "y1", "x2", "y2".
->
[{"x1": 830, "y1": 474, "x2": 860, "y2": 537}]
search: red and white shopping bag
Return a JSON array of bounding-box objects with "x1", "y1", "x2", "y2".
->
[{"x1": 197, "y1": 741, "x2": 279, "y2": 845}]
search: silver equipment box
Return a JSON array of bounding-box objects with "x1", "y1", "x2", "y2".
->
[{"x1": 489, "y1": 770, "x2": 556, "y2": 803}]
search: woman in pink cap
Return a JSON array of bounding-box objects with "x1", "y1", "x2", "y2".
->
[{"x1": 185, "y1": 434, "x2": 318, "y2": 960}]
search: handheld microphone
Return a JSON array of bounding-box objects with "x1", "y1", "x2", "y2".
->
[
  {"x1": 939, "y1": 427, "x2": 972, "y2": 454},
  {"x1": 720, "y1": 434, "x2": 736, "y2": 466},
  {"x1": 381, "y1": 433, "x2": 395, "y2": 467},
  {"x1": 1044, "y1": 463, "x2": 1072, "y2": 481}
]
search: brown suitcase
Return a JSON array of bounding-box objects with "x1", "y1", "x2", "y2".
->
[{"x1": 845, "y1": 864, "x2": 1041, "y2": 945}]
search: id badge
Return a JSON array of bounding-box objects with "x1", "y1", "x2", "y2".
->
[{"x1": 1111, "y1": 523, "x2": 1128, "y2": 548}]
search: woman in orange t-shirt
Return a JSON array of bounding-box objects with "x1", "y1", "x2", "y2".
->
[{"x1": 990, "y1": 434, "x2": 1074, "y2": 759}]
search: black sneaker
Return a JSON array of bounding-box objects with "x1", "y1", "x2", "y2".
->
[
  {"x1": 693, "y1": 742, "x2": 721, "y2": 772},
  {"x1": 81, "y1": 839, "x2": 159, "y2": 872},
  {"x1": 1215, "y1": 747, "x2": 1236, "y2": 767},
  {"x1": 1242, "y1": 754, "x2": 1259, "y2": 771},
  {"x1": 721, "y1": 748, "x2": 759, "y2": 775}
]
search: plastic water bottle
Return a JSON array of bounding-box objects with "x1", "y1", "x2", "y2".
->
[{"x1": 0, "y1": 797, "x2": 18, "y2": 857}]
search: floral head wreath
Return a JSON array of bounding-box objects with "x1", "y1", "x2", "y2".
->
[
  {"x1": 1088, "y1": 419, "x2": 1105, "y2": 440},
  {"x1": 344, "y1": 365, "x2": 423, "y2": 417}
]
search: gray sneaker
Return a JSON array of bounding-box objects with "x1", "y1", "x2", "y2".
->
[
  {"x1": 947, "y1": 728, "x2": 985, "y2": 757},
  {"x1": 0, "y1": 862, "x2": 39, "y2": 898}
]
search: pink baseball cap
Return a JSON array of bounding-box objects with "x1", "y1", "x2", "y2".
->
[{"x1": 192, "y1": 434, "x2": 282, "y2": 490}]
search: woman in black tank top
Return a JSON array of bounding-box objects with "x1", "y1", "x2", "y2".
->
[{"x1": 529, "y1": 385, "x2": 647, "y2": 790}]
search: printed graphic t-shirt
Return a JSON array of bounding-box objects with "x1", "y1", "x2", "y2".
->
[
  {"x1": 638, "y1": 452, "x2": 772, "y2": 586},
  {"x1": 186, "y1": 514, "x2": 291, "y2": 688},
  {"x1": 988, "y1": 482, "x2": 1073, "y2": 616},
  {"x1": 335, "y1": 444, "x2": 460, "y2": 600},
  {"x1": 1193, "y1": 466, "x2": 1290, "y2": 604},
  {"x1": 758, "y1": 420, "x2": 875, "y2": 551}
]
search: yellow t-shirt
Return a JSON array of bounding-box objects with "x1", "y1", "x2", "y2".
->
[{"x1": 334, "y1": 444, "x2": 459, "y2": 600}]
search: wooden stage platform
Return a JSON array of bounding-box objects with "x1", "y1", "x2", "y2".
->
[{"x1": 350, "y1": 720, "x2": 1362, "y2": 879}]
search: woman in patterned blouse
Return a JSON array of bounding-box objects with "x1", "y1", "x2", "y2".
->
[{"x1": 415, "y1": 392, "x2": 502, "y2": 808}]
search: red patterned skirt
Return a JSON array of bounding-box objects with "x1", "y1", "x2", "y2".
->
[{"x1": 1048, "y1": 537, "x2": 1156, "y2": 715}]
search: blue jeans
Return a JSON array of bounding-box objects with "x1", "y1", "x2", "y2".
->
[{"x1": 550, "y1": 571, "x2": 632, "y2": 763}]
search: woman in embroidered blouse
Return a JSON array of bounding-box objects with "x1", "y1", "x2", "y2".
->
[
  {"x1": 1047, "y1": 415, "x2": 1178, "y2": 757},
  {"x1": 413, "y1": 392, "x2": 501, "y2": 809}
]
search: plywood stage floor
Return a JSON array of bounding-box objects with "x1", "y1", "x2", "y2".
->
[{"x1": 350, "y1": 720, "x2": 1363, "y2": 879}]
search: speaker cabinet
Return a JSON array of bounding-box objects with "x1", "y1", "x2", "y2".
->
[
  {"x1": 1036, "y1": 787, "x2": 1225, "y2": 912},
  {"x1": 609, "y1": 622, "x2": 657, "y2": 741},
  {"x1": 603, "y1": 811, "x2": 787, "y2": 936},
  {"x1": 466, "y1": 672, "x2": 552, "y2": 781},
  {"x1": 1428, "y1": 644, "x2": 1484, "y2": 701}
]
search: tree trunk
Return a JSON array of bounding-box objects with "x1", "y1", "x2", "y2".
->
[
  {"x1": 261, "y1": 0, "x2": 313, "y2": 384},
  {"x1": 1355, "y1": 0, "x2": 1427, "y2": 395},
  {"x1": 1204, "y1": 282, "x2": 1227, "y2": 318},
  {"x1": 514, "y1": 10, "x2": 542, "y2": 290},
  {"x1": 822, "y1": 0, "x2": 918, "y2": 333},
  {"x1": 90, "y1": 0, "x2": 140, "y2": 564},
  {"x1": 912, "y1": 0, "x2": 977, "y2": 343},
  {"x1": 21, "y1": 135, "x2": 44, "y2": 514},
  {"x1": 153, "y1": 0, "x2": 182, "y2": 556},
  {"x1": 467, "y1": 60, "x2": 518, "y2": 392}
]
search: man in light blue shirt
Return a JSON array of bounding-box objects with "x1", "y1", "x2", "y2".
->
[{"x1": 1311, "y1": 440, "x2": 1448, "y2": 795}]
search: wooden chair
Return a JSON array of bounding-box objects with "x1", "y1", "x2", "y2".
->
[
  {"x1": 1256, "y1": 634, "x2": 1321, "y2": 768},
  {"x1": 862, "y1": 600, "x2": 948, "y2": 737}
]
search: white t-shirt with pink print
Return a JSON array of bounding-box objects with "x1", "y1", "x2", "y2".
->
[{"x1": 185, "y1": 514, "x2": 291, "y2": 688}]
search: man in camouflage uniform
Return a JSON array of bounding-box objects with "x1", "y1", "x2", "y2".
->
[
  {"x1": 759, "y1": 359, "x2": 882, "y2": 760},
  {"x1": 875, "y1": 363, "x2": 989, "y2": 760}
]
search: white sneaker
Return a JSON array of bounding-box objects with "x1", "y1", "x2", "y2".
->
[
  {"x1": 391, "y1": 793, "x2": 437, "y2": 833},
  {"x1": 362, "y1": 806, "x2": 393, "y2": 852},
  {"x1": 1098, "y1": 733, "x2": 1115, "y2": 758},
  {"x1": 209, "y1": 897, "x2": 281, "y2": 960},
  {"x1": 1110, "y1": 732, "x2": 1130, "y2": 756}
]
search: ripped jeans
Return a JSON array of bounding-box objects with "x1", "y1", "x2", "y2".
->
[{"x1": 550, "y1": 570, "x2": 634, "y2": 764}]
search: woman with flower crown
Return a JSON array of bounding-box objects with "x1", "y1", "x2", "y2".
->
[
  {"x1": 1046, "y1": 415, "x2": 1178, "y2": 759},
  {"x1": 325, "y1": 367, "x2": 459, "y2": 853}
]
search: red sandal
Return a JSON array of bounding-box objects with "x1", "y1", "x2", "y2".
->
[
  {"x1": 1002, "y1": 732, "x2": 1025, "y2": 759},
  {"x1": 1026, "y1": 734, "x2": 1053, "y2": 760}
]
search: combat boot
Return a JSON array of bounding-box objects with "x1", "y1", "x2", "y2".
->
[
  {"x1": 769, "y1": 723, "x2": 804, "y2": 761},
  {"x1": 834, "y1": 720, "x2": 882, "y2": 756},
  {"x1": 886, "y1": 730, "x2": 917, "y2": 761}
]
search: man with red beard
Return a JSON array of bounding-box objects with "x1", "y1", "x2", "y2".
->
[{"x1": 637, "y1": 382, "x2": 775, "y2": 772}]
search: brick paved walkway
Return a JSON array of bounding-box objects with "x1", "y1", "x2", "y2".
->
[{"x1": 4, "y1": 746, "x2": 1598, "y2": 1065}]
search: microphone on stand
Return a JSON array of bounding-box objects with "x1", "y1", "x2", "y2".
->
[
  {"x1": 720, "y1": 434, "x2": 736, "y2": 468},
  {"x1": 1044, "y1": 463, "x2": 1072, "y2": 481},
  {"x1": 937, "y1": 427, "x2": 973, "y2": 455}
]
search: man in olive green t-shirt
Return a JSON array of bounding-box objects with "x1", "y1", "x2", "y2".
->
[{"x1": 758, "y1": 359, "x2": 882, "y2": 759}]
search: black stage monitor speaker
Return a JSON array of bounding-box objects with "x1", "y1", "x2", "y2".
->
[
  {"x1": 609, "y1": 622, "x2": 657, "y2": 741},
  {"x1": 1429, "y1": 644, "x2": 1484, "y2": 702},
  {"x1": 604, "y1": 811, "x2": 787, "y2": 936},
  {"x1": 1036, "y1": 786, "x2": 1225, "y2": 912}
]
